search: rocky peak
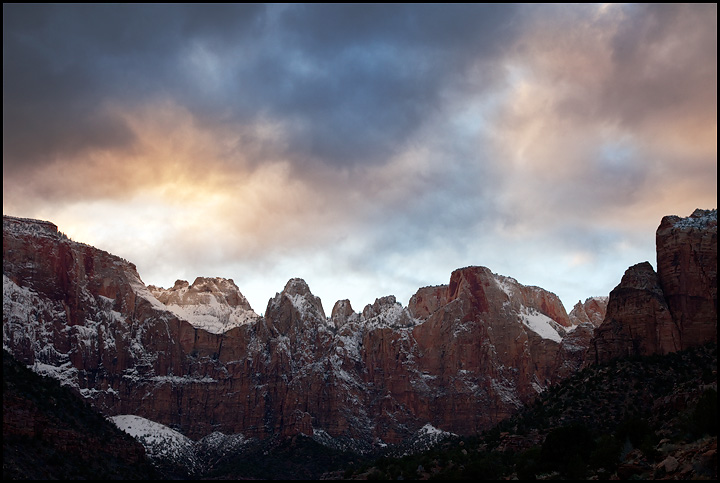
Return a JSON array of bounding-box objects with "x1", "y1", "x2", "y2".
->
[
  {"x1": 148, "y1": 276, "x2": 258, "y2": 334},
  {"x1": 3, "y1": 215, "x2": 60, "y2": 239},
  {"x1": 360, "y1": 295, "x2": 417, "y2": 328},
  {"x1": 662, "y1": 208, "x2": 717, "y2": 231},
  {"x1": 282, "y1": 277, "x2": 313, "y2": 298},
  {"x1": 362, "y1": 295, "x2": 397, "y2": 319},
  {"x1": 585, "y1": 261, "x2": 681, "y2": 365},
  {"x1": 331, "y1": 299, "x2": 356, "y2": 328},
  {"x1": 171, "y1": 279, "x2": 190, "y2": 290},
  {"x1": 587, "y1": 209, "x2": 717, "y2": 365},
  {"x1": 569, "y1": 296, "x2": 608, "y2": 327},
  {"x1": 408, "y1": 285, "x2": 449, "y2": 320},
  {"x1": 623, "y1": 261, "x2": 663, "y2": 290},
  {"x1": 447, "y1": 266, "x2": 493, "y2": 310},
  {"x1": 2, "y1": 213, "x2": 627, "y2": 450},
  {"x1": 265, "y1": 278, "x2": 327, "y2": 335},
  {"x1": 151, "y1": 277, "x2": 252, "y2": 309},
  {"x1": 282, "y1": 278, "x2": 325, "y2": 319}
]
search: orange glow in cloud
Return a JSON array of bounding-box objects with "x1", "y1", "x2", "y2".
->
[{"x1": 3, "y1": 4, "x2": 715, "y2": 314}]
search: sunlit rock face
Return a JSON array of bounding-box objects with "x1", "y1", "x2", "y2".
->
[
  {"x1": 3, "y1": 215, "x2": 591, "y2": 447},
  {"x1": 586, "y1": 209, "x2": 717, "y2": 365}
]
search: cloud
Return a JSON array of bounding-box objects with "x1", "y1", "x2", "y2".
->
[
  {"x1": 3, "y1": 4, "x2": 717, "y2": 312},
  {"x1": 490, "y1": 3, "x2": 717, "y2": 233},
  {"x1": 3, "y1": 4, "x2": 523, "y2": 176}
]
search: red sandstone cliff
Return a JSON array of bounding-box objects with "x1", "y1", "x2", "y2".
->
[
  {"x1": 586, "y1": 209, "x2": 717, "y2": 365},
  {"x1": 569, "y1": 297, "x2": 609, "y2": 327},
  {"x1": 2, "y1": 215, "x2": 589, "y2": 447},
  {"x1": 656, "y1": 209, "x2": 717, "y2": 349}
]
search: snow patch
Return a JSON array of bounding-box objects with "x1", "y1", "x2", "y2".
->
[
  {"x1": 150, "y1": 375, "x2": 218, "y2": 385},
  {"x1": 110, "y1": 414, "x2": 197, "y2": 469},
  {"x1": 519, "y1": 306, "x2": 563, "y2": 343},
  {"x1": 494, "y1": 274, "x2": 517, "y2": 298},
  {"x1": 161, "y1": 297, "x2": 258, "y2": 334},
  {"x1": 672, "y1": 209, "x2": 716, "y2": 229}
]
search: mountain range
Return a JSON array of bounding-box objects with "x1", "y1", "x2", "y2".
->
[{"x1": 2, "y1": 208, "x2": 716, "y2": 477}]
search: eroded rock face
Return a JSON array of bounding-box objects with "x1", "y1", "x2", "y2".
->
[
  {"x1": 3, "y1": 215, "x2": 588, "y2": 447},
  {"x1": 359, "y1": 266, "x2": 583, "y2": 439},
  {"x1": 586, "y1": 262, "x2": 677, "y2": 364},
  {"x1": 330, "y1": 299, "x2": 356, "y2": 328},
  {"x1": 586, "y1": 209, "x2": 717, "y2": 365},
  {"x1": 656, "y1": 209, "x2": 717, "y2": 350},
  {"x1": 569, "y1": 297, "x2": 609, "y2": 327}
]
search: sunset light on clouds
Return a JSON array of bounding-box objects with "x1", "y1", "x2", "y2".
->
[{"x1": 3, "y1": 4, "x2": 716, "y2": 314}]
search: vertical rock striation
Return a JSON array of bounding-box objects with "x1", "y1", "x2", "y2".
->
[
  {"x1": 656, "y1": 209, "x2": 717, "y2": 349},
  {"x1": 586, "y1": 209, "x2": 717, "y2": 364}
]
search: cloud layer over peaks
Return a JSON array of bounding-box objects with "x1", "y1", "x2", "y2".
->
[{"x1": 3, "y1": 4, "x2": 716, "y2": 312}]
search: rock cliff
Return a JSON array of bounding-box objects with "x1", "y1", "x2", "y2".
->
[
  {"x1": 2, "y1": 215, "x2": 595, "y2": 447},
  {"x1": 656, "y1": 209, "x2": 717, "y2": 349},
  {"x1": 586, "y1": 209, "x2": 717, "y2": 364}
]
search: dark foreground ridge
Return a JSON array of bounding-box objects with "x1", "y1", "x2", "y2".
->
[
  {"x1": 2, "y1": 349, "x2": 159, "y2": 480},
  {"x1": 343, "y1": 342, "x2": 717, "y2": 480}
]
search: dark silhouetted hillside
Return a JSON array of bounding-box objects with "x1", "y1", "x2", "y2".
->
[{"x1": 3, "y1": 350, "x2": 159, "y2": 480}]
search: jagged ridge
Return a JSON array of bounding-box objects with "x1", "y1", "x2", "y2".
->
[{"x1": 3, "y1": 214, "x2": 591, "y2": 448}]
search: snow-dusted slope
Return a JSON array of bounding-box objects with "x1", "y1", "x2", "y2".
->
[
  {"x1": 518, "y1": 306, "x2": 563, "y2": 343},
  {"x1": 110, "y1": 415, "x2": 251, "y2": 474},
  {"x1": 149, "y1": 278, "x2": 259, "y2": 334},
  {"x1": 111, "y1": 414, "x2": 197, "y2": 463}
]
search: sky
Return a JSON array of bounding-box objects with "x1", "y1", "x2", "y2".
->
[{"x1": 3, "y1": 4, "x2": 717, "y2": 316}]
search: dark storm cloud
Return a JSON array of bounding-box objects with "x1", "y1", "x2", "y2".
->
[
  {"x1": 3, "y1": 4, "x2": 520, "y2": 174},
  {"x1": 3, "y1": 4, "x2": 265, "y2": 168},
  {"x1": 264, "y1": 3, "x2": 519, "y2": 166}
]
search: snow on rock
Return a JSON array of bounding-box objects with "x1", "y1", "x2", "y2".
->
[
  {"x1": 494, "y1": 274, "x2": 518, "y2": 299},
  {"x1": 518, "y1": 306, "x2": 563, "y2": 343},
  {"x1": 670, "y1": 208, "x2": 717, "y2": 229},
  {"x1": 399, "y1": 423, "x2": 458, "y2": 455},
  {"x1": 111, "y1": 414, "x2": 194, "y2": 460},
  {"x1": 3, "y1": 216, "x2": 61, "y2": 239},
  {"x1": 110, "y1": 414, "x2": 200, "y2": 475},
  {"x1": 360, "y1": 295, "x2": 421, "y2": 329},
  {"x1": 149, "y1": 277, "x2": 259, "y2": 334},
  {"x1": 266, "y1": 278, "x2": 327, "y2": 324},
  {"x1": 110, "y1": 414, "x2": 254, "y2": 475}
]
